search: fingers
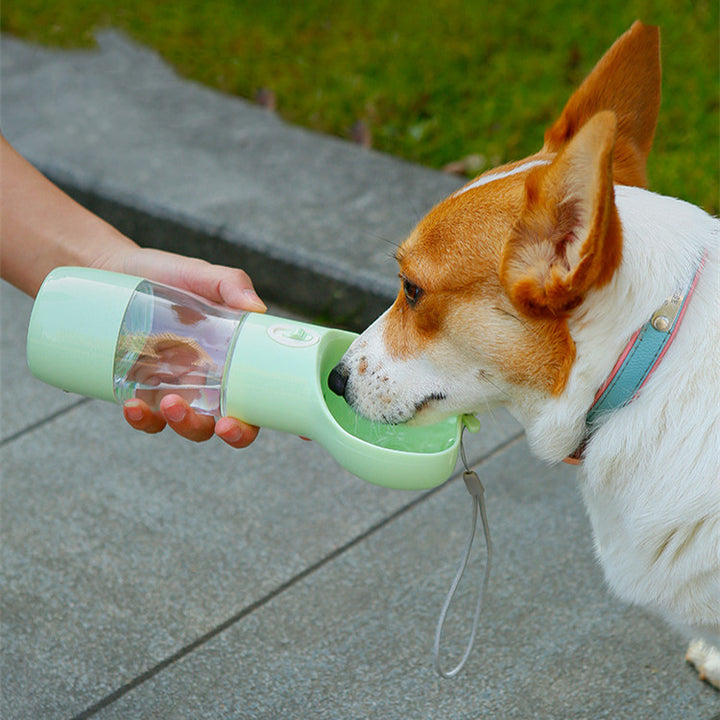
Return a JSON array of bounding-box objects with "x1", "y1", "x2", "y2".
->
[
  {"x1": 215, "y1": 270, "x2": 267, "y2": 312},
  {"x1": 124, "y1": 396, "x2": 259, "y2": 448},
  {"x1": 174, "y1": 256, "x2": 266, "y2": 311},
  {"x1": 124, "y1": 399, "x2": 167, "y2": 434},
  {"x1": 215, "y1": 416, "x2": 260, "y2": 449},
  {"x1": 158, "y1": 395, "x2": 216, "y2": 442}
]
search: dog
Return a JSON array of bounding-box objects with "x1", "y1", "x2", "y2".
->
[{"x1": 329, "y1": 21, "x2": 720, "y2": 687}]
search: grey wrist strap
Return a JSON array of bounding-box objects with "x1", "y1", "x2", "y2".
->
[{"x1": 433, "y1": 434, "x2": 493, "y2": 678}]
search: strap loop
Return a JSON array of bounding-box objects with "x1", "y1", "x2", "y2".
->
[{"x1": 433, "y1": 431, "x2": 492, "y2": 678}]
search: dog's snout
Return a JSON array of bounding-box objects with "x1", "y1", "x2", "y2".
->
[{"x1": 328, "y1": 364, "x2": 350, "y2": 397}]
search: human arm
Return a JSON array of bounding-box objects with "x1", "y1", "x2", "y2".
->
[{"x1": 0, "y1": 133, "x2": 264, "y2": 447}]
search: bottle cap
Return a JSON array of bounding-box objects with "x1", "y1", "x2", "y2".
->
[{"x1": 27, "y1": 267, "x2": 143, "y2": 402}]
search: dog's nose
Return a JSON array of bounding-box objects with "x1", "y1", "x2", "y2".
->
[{"x1": 328, "y1": 364, "x2": 349, "y2": 397}]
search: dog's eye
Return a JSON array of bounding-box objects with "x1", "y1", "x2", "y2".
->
[{"x1": 402, "y1": 277, "x2": 423, "y2": 308}]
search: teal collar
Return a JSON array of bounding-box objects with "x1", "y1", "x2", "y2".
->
[{"x1": 565, "y1": 251, "x2": 707, "y2": 465}]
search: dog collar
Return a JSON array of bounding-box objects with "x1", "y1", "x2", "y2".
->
[{"x1": 564, "y1": 251, "x2": 707, "y2": 465}]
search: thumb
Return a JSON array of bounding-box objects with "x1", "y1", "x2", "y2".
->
[{"x1": 121, "y1": 249, "x2": 267, "y2": 312}]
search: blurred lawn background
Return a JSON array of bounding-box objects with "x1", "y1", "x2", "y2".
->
[{"x1": 3, "y1": 0, "x2": 718, "y2": 213}]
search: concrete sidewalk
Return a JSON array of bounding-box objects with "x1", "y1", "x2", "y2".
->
[{"x1": 1, "y1": 32, "x2": 718, "y2": 720}]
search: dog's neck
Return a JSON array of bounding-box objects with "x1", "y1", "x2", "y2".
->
[
  {"x1": 507, "y1": 185, "x2": 716, "y2": 464},
  {"x1": 563, "y1": 248, "x2": 707, "y2": 464}
]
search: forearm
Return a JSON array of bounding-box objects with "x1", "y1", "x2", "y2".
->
[{"x1": 0, "y1": 134, "x2": 137, "y2": 297}]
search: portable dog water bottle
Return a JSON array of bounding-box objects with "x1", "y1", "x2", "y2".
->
[{"x1": 27, "y1": 267, "x2": 470, "y2": 489}]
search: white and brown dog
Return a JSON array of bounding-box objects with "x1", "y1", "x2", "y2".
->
[{"x1": 330, "y1": 22, "x2": 719, "y2": 686}]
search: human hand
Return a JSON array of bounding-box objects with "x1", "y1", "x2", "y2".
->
[
  {"x1": 100, "y1": 246, "x2": 266, "y2": 448},
  {"x1": 113, "y1": 246, "x2": 267, "y2": 313},
  {"x1": 0, "y1": 134, "x2": 264, "y2": 448},
  {"x1": 123, "y1": 395, "x2": 259, "y2": 448}
]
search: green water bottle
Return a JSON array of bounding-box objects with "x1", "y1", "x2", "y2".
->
[{"x1": 27, "y1": 267, "x2": 472, "y2": 489}]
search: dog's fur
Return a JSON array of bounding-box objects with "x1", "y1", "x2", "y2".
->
[{"x1": 333, "y1": 22, "x2": 720, "y2": 685}]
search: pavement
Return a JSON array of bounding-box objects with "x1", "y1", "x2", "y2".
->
[{"x1": 1, "y1": 31, "x2": 718, "y2": 720}]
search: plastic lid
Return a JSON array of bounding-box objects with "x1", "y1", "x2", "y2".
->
[{"x1": 26, "y1": 267, "x2": 143, "y2": 402}]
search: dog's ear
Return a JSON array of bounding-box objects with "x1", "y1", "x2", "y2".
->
[
  {"x1": 501, "y1": 111, "x2": 622, "y2": 318},
  {"x1": 543, "y1": 21, "x2": 661, "y2": 188}
]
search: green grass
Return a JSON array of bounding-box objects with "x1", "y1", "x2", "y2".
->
[{"x1": 4, "y1": 0, "x2": 718, "y2": 212}]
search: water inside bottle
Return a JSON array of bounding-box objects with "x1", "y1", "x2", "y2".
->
[
  {"x1": 113, "y1": 281, "x2": 244, "y2": 416},
  {"x1": 320, "y1": 340, "x2": 459, "y2": 454},
  {"x1": 324, "y1": 390, "x2": 459, "y2": 453}
]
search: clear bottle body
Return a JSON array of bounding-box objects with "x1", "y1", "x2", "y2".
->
[{"x1": 113, "y1": 281, "x2": 245, "y2": 417}]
